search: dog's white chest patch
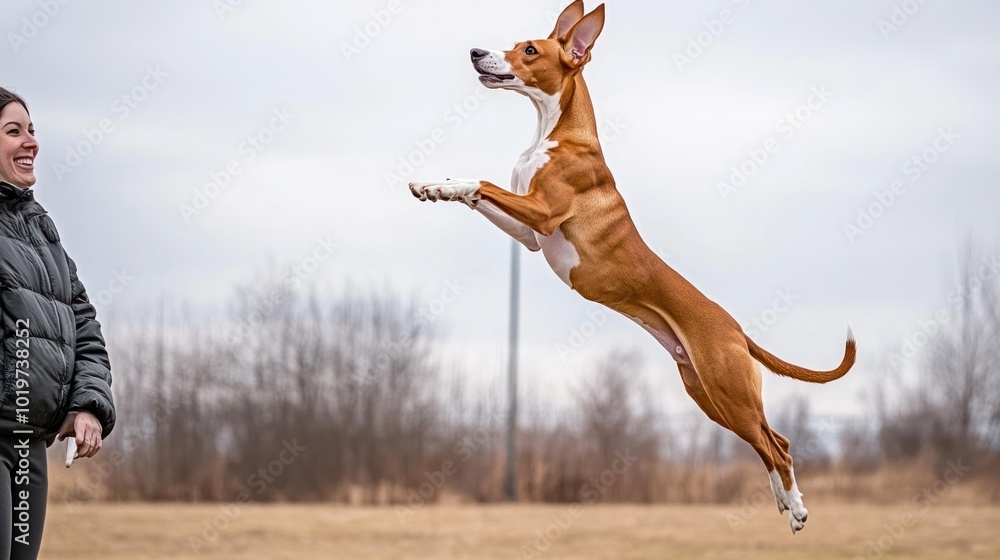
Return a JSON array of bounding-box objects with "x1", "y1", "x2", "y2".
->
[
  {"x1": 512, "y1": 140, "x2": 557, "y2": 195},
  {"x1": 537, "y1": 227, "x2": 580, "y2": 287},
  {"x1": 511, "y1": 90, "x2": 561, "y2": 195}
]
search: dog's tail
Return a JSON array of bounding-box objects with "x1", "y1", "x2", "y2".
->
[{"x1": 745, "y1": 325, "x2": 856, "y2": 384}]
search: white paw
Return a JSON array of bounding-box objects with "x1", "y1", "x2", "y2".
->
[
  {"x1": 789, "y1": 504, "x2": 809, "y2": 534},
  {"x1": 409, "y1": 179, "x2": 481, "y2": 208},
  {"x1": 787, "y1": 485, "x2": 808, "y2": 534},
  {"x1": 769, "y1": 469, "x2": 808, "y2": 534}
]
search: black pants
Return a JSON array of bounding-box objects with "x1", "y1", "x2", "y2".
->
[{"x1": 0, "y1": 435, "x2": 47, "y2": 560}]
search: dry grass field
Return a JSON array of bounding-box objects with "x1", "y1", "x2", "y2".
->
[{"x1": 38, "y1": 502, "x2": 1000, "y2": 560}]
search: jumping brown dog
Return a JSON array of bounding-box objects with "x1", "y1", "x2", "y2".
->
[{"x1": 410, "y1": 1, "x2": 855, "y2": 533}]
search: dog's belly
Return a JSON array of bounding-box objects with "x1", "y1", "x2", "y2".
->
[
  {"x1": 627, "y1": 315, "x2": 691, "y2": 365},
  {"x1": 535, "y1": 229, "x2": 689, "y2": 365},
  {"x1": 536, "y1": 227, "x2": 581, "y2": 287}
]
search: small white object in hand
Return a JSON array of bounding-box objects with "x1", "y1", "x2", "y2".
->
[{"x1": 65, "y1": 438, "x2": 78, "y2": 468}]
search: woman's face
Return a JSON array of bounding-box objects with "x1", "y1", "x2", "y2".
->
[{"x1": 0, "y1": 103, "x2": 38, "y2": 188}]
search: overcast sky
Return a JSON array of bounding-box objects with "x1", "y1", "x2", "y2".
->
[{"x1": 2, "y1": 0, "x2": 998, "y2": 421}]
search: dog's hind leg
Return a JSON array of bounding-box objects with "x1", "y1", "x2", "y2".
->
[
  {"x1": 688, "y1": 344, "x2": 808, "y2": 533},
  {"x1": 677, "y1": 363, "x2": 731, "y2": 431}
]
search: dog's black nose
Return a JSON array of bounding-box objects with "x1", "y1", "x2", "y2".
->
[{"x1": 470, "y1": 48, "x2": 488, "y2": 61}]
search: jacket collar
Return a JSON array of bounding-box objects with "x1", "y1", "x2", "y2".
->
[{"x1": 0, "y1": 181, "x2": 35, "y2": 203}]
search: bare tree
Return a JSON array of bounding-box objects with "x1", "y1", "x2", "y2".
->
[
  {"x1": 922, "y1": 240, "x2": 1000, "y2": 461},
  {"x1": 870, "y1": 239, "x2": 1000, "y2": 471}
]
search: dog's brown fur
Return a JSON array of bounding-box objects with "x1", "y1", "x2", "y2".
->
[{"x1": 411, "y1": 1, "x2": 855, "y2": 532}]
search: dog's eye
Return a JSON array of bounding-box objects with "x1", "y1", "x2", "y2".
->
[{"x1": 524, "y1": 45, "x2": 538, "y2": 55}]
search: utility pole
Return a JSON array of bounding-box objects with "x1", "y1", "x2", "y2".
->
[{"x1": 504, "y1": 239, "x2": 520, "y2": 501}]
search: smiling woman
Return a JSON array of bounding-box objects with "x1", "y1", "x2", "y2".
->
[
  {"x1": 0, "y1": 92, "x2": 37, "y2": 188},
  {"x1": 0, "y1": 87, "x2": 116, "y2": 560}
]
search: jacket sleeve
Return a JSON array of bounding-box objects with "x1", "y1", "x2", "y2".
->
[{"x1": 66, "y1": 256, "x2": 116, "y2": 438}]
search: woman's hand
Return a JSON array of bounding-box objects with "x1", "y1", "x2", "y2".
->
[{"x1": 57, "y1": 411, "x2": 103, "y2": 458}]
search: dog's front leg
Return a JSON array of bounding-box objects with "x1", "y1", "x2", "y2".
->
[
  {"x1": 409, "y1": 179, "x2": 482, "y2": 208},
  {"x1": 475, "y1": 182, "x2": 567, "y2": 237},
  {"x1": 410, "y1": 180, "x2": 545, "y2": 251}
]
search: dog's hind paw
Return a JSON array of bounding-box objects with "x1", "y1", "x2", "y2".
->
[{"x1": 790, "y1": 507, "x2": 808, "y2": 534}]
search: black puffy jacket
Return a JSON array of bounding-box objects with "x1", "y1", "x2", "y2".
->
[{"x1": 0, "y1": 181, "x2": 115, "y2": 443}]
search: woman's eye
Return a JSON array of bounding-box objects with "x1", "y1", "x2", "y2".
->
[{"x1": 525, "y1": 46, "x2": 537, "y2": 55}]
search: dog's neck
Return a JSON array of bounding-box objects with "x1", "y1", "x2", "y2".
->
[
  {"x1": 524, "y1": 88, "x2": 561, "y2": 151},
  {"x1": 521, "y1": 73, "x2": 601, "y2": 153}
]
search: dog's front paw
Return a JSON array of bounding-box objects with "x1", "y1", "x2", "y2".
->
[{"x1": 409, "y1": 180, "x2": 482, "y2": 209}]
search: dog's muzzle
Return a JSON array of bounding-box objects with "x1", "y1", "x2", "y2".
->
[{"x1": 470, "y1": 48, "x2": 514, "y2": 84}]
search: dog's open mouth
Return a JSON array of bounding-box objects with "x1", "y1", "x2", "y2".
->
[{"x1": 476, "y1": 67, "x2": 514, "y2": 84}]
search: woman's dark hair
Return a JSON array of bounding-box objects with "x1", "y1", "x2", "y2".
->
[{"x1": 0, "y1": 87, "x2": 29, "y2": 117}]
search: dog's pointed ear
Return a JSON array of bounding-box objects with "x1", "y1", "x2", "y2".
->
[
  {"x1": 562, "y1": 4, "x2": 605, "y2": 68},
  {"x1": 549, "y1": 0, "x2": 585, "y2": 40}
]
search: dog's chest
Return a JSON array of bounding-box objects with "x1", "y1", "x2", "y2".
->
[
  {"x1": 510, "y1": 140, "x2": 582, "y2": 287},
  {"x1": 511, "y1": 140, "x2": 557, "y2": 195}
]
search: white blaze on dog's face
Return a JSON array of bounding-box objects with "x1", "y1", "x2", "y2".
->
[{"x1": 469, "y1": 1, "x2": 605, "y2": 97}]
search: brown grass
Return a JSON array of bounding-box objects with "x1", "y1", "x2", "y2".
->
[{"x1": 40, "y1": 502, "x2": 1000, "y2": 560}]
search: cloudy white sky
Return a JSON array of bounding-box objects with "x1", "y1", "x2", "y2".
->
[{"x1": 2, "y1": 0, "x2": 998, "y2": 420}]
